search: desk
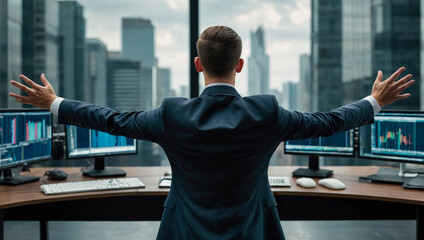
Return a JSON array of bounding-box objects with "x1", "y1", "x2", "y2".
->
[{"x1": 0, "y1": 166, "x2": 423, "y2": 240}]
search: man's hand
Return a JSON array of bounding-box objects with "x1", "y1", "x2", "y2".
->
[
  {"x1": 9, "y1": 74, "x2": 58, "y2": 109},
  {"x1": 371, "y1": 67, "x2": 415, "y2": 108}
]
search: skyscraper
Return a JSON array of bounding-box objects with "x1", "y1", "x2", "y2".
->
[
  {"x1": 180, "y1": 85, "x2": 188, "y2": 98},
  {"x1": 311, "y1": 0, "x2": 342, "y2": 112},
  {"x1": 122, "y1": 18, "x2": 155, "y2": 67},
  {"x1": 155, "y1": 68, "x2": 171, "y2": 107},
  {"x1": 298, "y1": 54, "x2": 312, "y2": 112},
  {"x1": 121, "y1": 17, "x2": 155, "y2": 110},
  {"x1": 312, "y1": 0, "x2": 421, "y2": 111},
  {"x1": 0, "y1": 0, "x2": 22, "y2": 108},
  {"x1": 310, "y1": 0, "x2": 372, "y2": 166},
  {"x1": 107, "y1": 59, "x2": 144, "y2": 111},
  {"x1": 86, "y1": 38, "x2": 107, "y2": 105},
  {"x1": 248, "y1": 26, "x2": 269, "y2": 95},
  {"x1": 373, "y1": 0, "x2": 420, "y2": 110},
  {"x1": 341, "y1": 0, "x2": 372, "y2": 106},
  {"x1": 282, "y1": 82, "x2": 298, "y2": 111},
  {"x1": 22, "y1": 0, "x2": 60, "y2": 94},
  {"x1": 59, "y1": 0, "x2": 85, "y2": 101}
]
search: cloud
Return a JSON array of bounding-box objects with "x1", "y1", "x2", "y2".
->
[
  {"x1": 156, "y1": 29, "x2": 178, "y2": 48},
  {"x1": 285, "y1": 0, "x2": 310, "y2": 25},
  {"x1": 235, "y1": 3, "x2": 283, "y2": 29},
  {"x1": 165, "y1": 0, "x2": 188, "y2": 10}
]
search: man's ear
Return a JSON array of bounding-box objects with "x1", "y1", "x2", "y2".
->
[
  {"x1": 194, "y1": 57, "x2": 203, "y2": 73},
  {"x1": 236, "y1": 58, "x2": 244, "y2": 73}
]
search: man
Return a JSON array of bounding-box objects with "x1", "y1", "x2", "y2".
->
[{"x1": 10, "y1": 26, "x2": 414, "y2": 239}]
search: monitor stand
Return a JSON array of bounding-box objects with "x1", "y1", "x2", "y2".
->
[
  {"x1": 359, "y1": 163, "x2": 411, "y2": 184},
  {"x1": 292, "y1": 155, "x2": 333, "y2": 178},
  {"x1": 82, "y1": 156, "x2": 127, "y2": 178},
  {"x1": 0, "y1": 168, "x2": 40, "y2": 186}
]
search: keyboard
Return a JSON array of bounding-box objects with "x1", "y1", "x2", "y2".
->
[
  {"x1": 269, "y1": 176, "x2": 291, "y2": 187},
  {"x1": 40, "y1": 177, "x2": 145, "y2": 195}
]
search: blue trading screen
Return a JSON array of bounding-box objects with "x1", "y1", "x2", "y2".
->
[
  {"x1": 0, "y1": 111, "x2": 52, "y2": 168},
  {"x1": 359, "y1": 112, "x2": 424, "y2": 163},
  {"x1": 285, "y1": 130, "x2": 354, "y2": 156},
  {"x1": 66, "y1": 126, "x2": 136, "y2": 158}
]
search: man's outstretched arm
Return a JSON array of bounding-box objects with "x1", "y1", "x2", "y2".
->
[
  {"x1": 277, "y1": 67, "x2": 415, "y2": 140},
  {"x1": 9, "y1": 74, "x2": 165, "y2": 143}
]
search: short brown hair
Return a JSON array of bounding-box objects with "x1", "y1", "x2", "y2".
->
[{"x1": 196, "y1": 26, "x2": 242, "y2": 77}]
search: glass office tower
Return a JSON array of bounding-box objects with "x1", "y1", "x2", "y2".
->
[
  {"x1": 0, "y1": 0, "x2": 23, "y2": 108},
  {"x1": 107, "y1": 59, "x2": 144, "y2": 111},
  {"x1": 372, "y1": 0, "x2": 421, "y2": 110},
  {"x1": 313, "y1": 0, "x2": 420, "y2": 111},
  {"x1": 122, "y1": 17, "x2": 155, "y2": 110},
  {"x1": 311, "y1": 0, "x2": 372, "y2": 166},
  {"x1": 122, "y1": 18, "x2": 155, "y2": 68},
  {"x1": 311, "y1": 0, "x2": 342, "y2": 112},
  {"x1": 85, "y1": 38, "x2": 107, "y2": 105},
  {"x1": 282, "y1": 82, "x2": 298, "y2": 111},
  {"x1": 155, "y1": 68, "x2": 171, "y2": 108},
  {"x1": 298, "y1": 54, "x2": 312, "y2": 112},
  {"x1": 341, "y1": 0, "x2": 373, "y2": 105},
  {"x1": 59, "y1": 0, "x2": 86, "y2": 101},
  {"x1": 248, "y1": 26, "x2": 270, "y2": 95},
  {"x1": 22, "y1": 0, "x2": 60, "y2": 94}
]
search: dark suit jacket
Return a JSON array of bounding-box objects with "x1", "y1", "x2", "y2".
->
[{"x1": 58, "y1": 86, "x2": 374, "y2": 240}]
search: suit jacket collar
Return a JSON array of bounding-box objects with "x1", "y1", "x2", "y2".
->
[{"x1": 200, "y1": 85, "x2": 241, "y2": 97}]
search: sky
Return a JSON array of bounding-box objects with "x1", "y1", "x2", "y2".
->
[{"x1": 78, "y1": 0, "x2": 310, "y2": 96}]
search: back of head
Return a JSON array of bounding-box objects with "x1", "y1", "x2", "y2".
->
[{"x1": 196, "y1": 26, "x2": 242, "y2": 77}]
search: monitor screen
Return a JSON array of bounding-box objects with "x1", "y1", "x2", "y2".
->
[
  {"x1": 66, "y1": 125, "x2": 137, "y2": 158},
  {"x1": 284, "y1": 130, "x2": 354, "y2": 156},
  {"x1": 359, "y1": 111, "x2": 424, "y2": 163},
  {"x1": 0, "y1": 109, "x2": 52, "y2": 169}
]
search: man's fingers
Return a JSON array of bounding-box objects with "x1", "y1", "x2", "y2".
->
[
  {"x1": 397, "y1": 79, "x2": 415, "y2": 93},
  {"x1": 12, "y1": 97, "x2": 31, "y2": 105},
  {"x1": 40, "y1": 73, "x2": 50, "y2": 87},
  {"x1": 375, "y1": 70, "x2": 383, "y2": 83},
  {"x1": 10, "y1": 80, "x2": 34, "y2": 94},
  {"x1": 9, "y1": 92, "x2": 30, "y2": 102},
  {"x1": 19, "y1": 74, "x2": 40, "y2": 90},
  {"x1": 387, "y1": 67, "x2": 406, "y2": 82},
  {"x1": 393, "y1": 74, "x2": 412, "y2": 87},
  {"x1": 397, "y1": 93, "x2": 411, "y2": 100}
]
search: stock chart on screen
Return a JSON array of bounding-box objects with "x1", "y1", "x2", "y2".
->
[
  {"x1": 373, "y1": 114, "x2": 424, "y2": 157},
  {"x1": 360, "y1": 112, "x2": 424, "y2": 163},
  {"x1": 0, "y1": 111, "x2": 52, "y2": 168},
  {"x1": 285, "y1": 130, "x2": 353, "y2": 156},
  {"x1": 66, "y1": 126, "x2": 136, "y2": 158}
]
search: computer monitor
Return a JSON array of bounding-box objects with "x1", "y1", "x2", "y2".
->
[
  {"x1": 0, "y1": 109, "x2": 52, "y2": 185},
  {"x1": 284, "y1": 129, "x2": 354, "y2": 178},
  {"x1": 359, "y1": 111, "x2": 424, "y2": 183},
  {"x1": 359, "y1": 111, "x2": 424, "y2": 163},
  {"x1": 66, "y1": 125, "x2": 137, "y2": 178}
]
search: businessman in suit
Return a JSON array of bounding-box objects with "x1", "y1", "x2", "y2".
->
[{"x1": 10, "y1": 26, "x2": 414, "y2": 239}]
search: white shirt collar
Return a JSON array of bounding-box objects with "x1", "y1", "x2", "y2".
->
[{"x1": 205, "y1": 82, "x2": 235, "y2": 89}]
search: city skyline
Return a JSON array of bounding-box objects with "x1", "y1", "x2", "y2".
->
[{"x1": 78, "y1": 0, "x2": 311, "y2": 96}]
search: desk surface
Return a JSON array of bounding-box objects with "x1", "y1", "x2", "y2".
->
[{"x1": 0, "y1": 166, "x2": 423, "y2": 210}]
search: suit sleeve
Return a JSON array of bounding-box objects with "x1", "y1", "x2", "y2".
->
[
  {"x1": 58, "y1": 99, "x2": 166, "y2": 143},
  {"x1": 276, "y1": 98, "x2": 374, "y2": 141}
]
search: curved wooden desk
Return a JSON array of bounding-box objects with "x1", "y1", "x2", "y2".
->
[{"x1": 0, "y1": 166, "x2": 423, "y2": 240}]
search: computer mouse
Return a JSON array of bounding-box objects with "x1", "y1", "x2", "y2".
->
[
  {"x1": 318, "y1": 178, "x2": 346, "y2": 190},
  {"x1": 45, "y1": 169, "x2": 68, "y2": 180},
  {"x1": 296, "y1": 177, "x2": 316, "y2": 188}
]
